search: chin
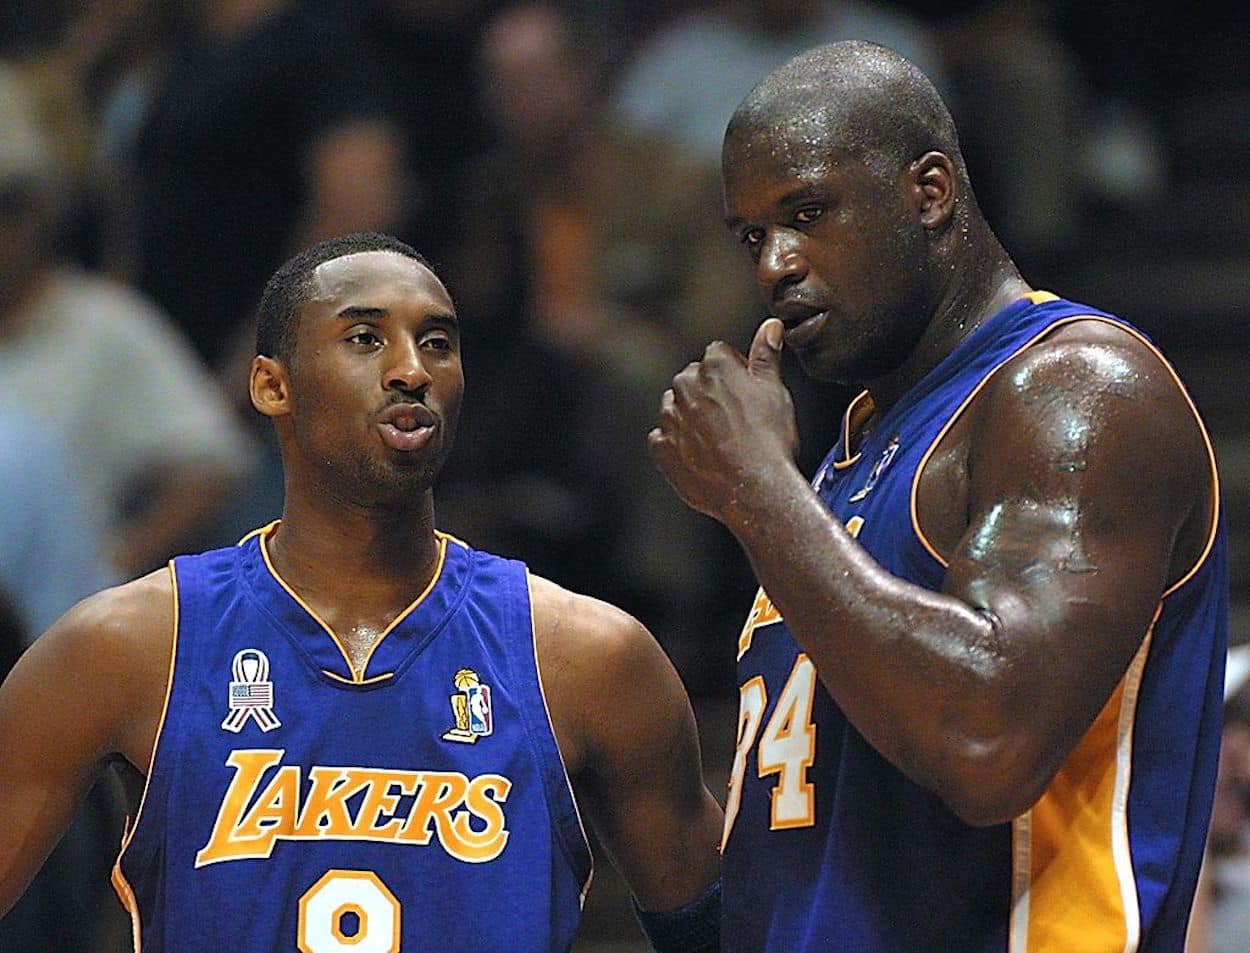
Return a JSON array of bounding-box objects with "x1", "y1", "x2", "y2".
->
[{"x1": 794, "y1": 346, "x2": 859, "y2": 386}]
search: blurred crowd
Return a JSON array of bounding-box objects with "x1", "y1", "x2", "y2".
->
[{"x1": 0, "y1": 1, "x2": 1234, "y2": 950}]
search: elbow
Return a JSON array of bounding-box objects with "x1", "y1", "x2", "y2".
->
[
  {"x1": 941, "y1": 789, "x2": 1040, "y2": 829},
  {"x1": 926, "y1": 736, "x2": 1052, "y2": 828}
]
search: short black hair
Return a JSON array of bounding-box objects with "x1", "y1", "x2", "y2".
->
[{"x1": 255, "y1": 232, "x2": 432, "y2": 364}]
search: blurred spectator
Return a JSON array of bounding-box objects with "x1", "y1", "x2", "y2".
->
[
  {"x1": 1191, "y1": 646, "x2": 1250, "y2": 953},
  {"x1": 454, "y1": 2, "x2": 755, "y2": 359},
  {"x1": 1055, "y1": 1, "x2": 1179, "y2": 210},
  {"x1": 2, "y1": 2, "x2": 170, "y2": 262},
  {"x1": 0, "y1": 409, "x2": 123, "y2": 953},
  {"x1": 0, "y1": 586, "x2": 24, "y2": 679},
  {"x1": 437, "y1": 3, "x2": 758, "y2": 689},
  {"x1": 896, "y1": 0, "x2": 1085, "y2": 271},
  {"x1": 119, "y1": 0, "x2": 408, "y2": 380},
  {"x1": 612, "y1": 0, "x2": 947, "y2": 165},
  {"x1": 0, "y1": 65, "x2": 253, "y2": 577},
  {"x1": 0, "y1": 411, "x2": 112, "y2": 642},
  {"x1": 357, "y1": 0, "x2": 499, "y2": 266}
]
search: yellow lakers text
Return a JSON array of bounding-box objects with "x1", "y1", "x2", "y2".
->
[{"x1": 195, "y1": 749, "x2": 511, "y2": 867}]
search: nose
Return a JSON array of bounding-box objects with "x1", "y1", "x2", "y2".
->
[
  {"x1": 383, "y1": 337, "x2": 432, "y2": 394},
  {"x1": 757, "y1": 228, "x2": 808, "y2": 294}
]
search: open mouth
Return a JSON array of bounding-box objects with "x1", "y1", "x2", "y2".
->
[{"x1": 377, "y1": 404, "x2": 436, "y2": 452}]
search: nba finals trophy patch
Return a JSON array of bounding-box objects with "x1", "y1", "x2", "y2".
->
[
  {"x1": 222, "y1": 648, "x2": 281, "y2": 733},
  {"x1": 443, "y1": 668, "x2": 493, "y2": 743}
]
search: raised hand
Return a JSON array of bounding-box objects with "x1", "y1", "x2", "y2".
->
[{"x1": 649, "y1": 318, "x2": 799, "y2": 523}]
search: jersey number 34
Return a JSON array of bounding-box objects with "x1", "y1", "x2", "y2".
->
[{"x1": 722, "y1": 654, "x2": 817, "y2": 848}]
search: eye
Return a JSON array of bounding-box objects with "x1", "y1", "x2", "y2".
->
[
  {"x1": 345, "y1": 328, "x2": 382, "y2": 348},
  {"x1": 793, "y1": 205, "x2": 824, "y2": 226},
  {"x1": 740, "y1": 227, "x2": 765, "y2": 249},
  {"x1": 420, "y1": 332, "x2": 454, "y2": 352}
]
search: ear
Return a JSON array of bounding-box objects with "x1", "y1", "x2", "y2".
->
[
  {"x1": 908, "y1": 151, "x2": 955, "y2": 230},
  {"x1": 250, "y1": 355, "x2": 292, "y2": 418}
]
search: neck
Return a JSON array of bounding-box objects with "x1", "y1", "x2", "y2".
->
[
  {"x1": 267, "y1": 488, "x2": 442, "y2": 602},
  {"x1": 865, "y1": 226, "x2": 1029, "y2": 415}
]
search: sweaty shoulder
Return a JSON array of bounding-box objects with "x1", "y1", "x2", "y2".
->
[
  {"x1": 30, "y1": 569, "x2": 176, "y2": 771},
  {"x1": 971, "y1": 318, "x2": 1215, "y2": 582}
]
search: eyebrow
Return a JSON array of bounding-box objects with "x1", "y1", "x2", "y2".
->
[
  {"x1": 725, "y1": 184, "x2": 832, "y2": 230},
  {"x1": 424, "y1": 313, "x2": 460, "y2": 331},
  {"x1": 336, "y1": 305, "x2": 386, "y2": 320},
  {"x1": 335, "y1": 306, "x2": 460, "y2": 329}
]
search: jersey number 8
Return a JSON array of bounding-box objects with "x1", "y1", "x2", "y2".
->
[{"x1": 298, "y1": 869, "x2": 401, "y2": 953}]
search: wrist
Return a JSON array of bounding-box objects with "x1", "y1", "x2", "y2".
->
[
  {"x1": 720, "y1": 459, "x2": 808, "y2": 536},
  {"x1": 633, "y1": 877, "x2": 721, "y2": 953}
]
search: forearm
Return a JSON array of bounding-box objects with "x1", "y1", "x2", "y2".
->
[
  {"x1": 0, "y1": 774, "x2": 95, "y2": 916},
  {"x1": 722, "y1": 465, "x2": 1017, "y2": 816}
]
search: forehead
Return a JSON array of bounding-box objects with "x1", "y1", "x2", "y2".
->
[
  {"x1": 722, "y1": 123, "x2": 860, "y2": 216},
  {"x1": 306, "y1": 251, "x2": 454, "y2": 316}
]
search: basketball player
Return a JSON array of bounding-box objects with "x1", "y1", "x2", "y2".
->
[
  {"x1": 649, "y1": 42, "x2": 1227, "y2": 951},
  {"x1": 0, "y1": 234, "x2": 723, "y2": 952}
]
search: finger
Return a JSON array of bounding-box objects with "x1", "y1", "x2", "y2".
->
[
  {"x1": 747, "y1": 318, "x2": 784, "y2": 378},
  {"x1": 658, "y1": 387, "x2": 677, "y2": 418},
  {"x1": 702, "y1": 340, "x2": 747, "y2": 368},
  {"x1": 647, "y1": 427, "x2": 672, "y2": 468}
]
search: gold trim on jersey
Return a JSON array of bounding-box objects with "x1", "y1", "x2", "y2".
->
[
  {"x1": 525, "y1": 572, "x2": 595, "y2": 908},
  {"x1": 902, "y1": 304, "x2": 1220, "y2": 951},
  {"x1": 1008, "y1": 620, "x2": 1155, "y2": 952},
  {"x1": 321, "y1": 669, "x2": 395, "y2": 686},
  {"x1": 110, "y1": 559, "x2": 182, "y2": 953},
  {"x1": 256, "y1": 521, "x2": 451, "y2": 684},
  {"x1": 832, "y1": 391, "x2": 876, "y2": 469},
  {"x1": 908, "y1": 312, "x2": 1221, "y2": 595}
]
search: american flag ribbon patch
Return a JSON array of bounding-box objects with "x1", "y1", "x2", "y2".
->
[
  {"x1": 222, "y1": 649, "x2": 281, "y2": 733},
  {"x1": 230, "y1": 683, "x2": 274, "y2": 708}
]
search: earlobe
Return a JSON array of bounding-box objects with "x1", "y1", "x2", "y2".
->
[
  {"x1": 911, "y1": 151, "x2": 955, "y2": 230},
  {"x1": 250, "y1": 356, "x2": 291, "y2": 418}
]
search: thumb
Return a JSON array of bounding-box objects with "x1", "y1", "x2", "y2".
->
[{"x1": 748, "y1": 318, "x2": 784, "y2": 377}]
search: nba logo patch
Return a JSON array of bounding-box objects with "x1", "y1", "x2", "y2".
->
[
  {"x1": 848, "y1": 435, "x2": 900, "y2": 503},
  {"x1": 443, "y1": 668, "x2": 494, "y2": 743},
  {"x1": 466, "y1": 684, "x2": 493, "y2": 735}
]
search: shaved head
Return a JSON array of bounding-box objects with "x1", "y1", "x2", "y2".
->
[{"x1": 725, "y1": 41, "x2": 965, "y2": 182}]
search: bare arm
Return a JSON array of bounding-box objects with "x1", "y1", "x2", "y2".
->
[
  {"x1": 0, "y1": 572, "x2": 173, "y2": 913},
  {"x1": 651, "y1": 319, "x2": 1210, "y2": 825},
  {"x1": 530, "y1": 576, "x2": 722, "y2": 912}
]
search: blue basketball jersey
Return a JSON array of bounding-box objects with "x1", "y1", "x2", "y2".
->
[
  {"x1": 113, "y1": 524, "x2": 593, "y2": 952},
  {"x1": 723, "y1": 293, "x2": 1228, "y2": 952}
]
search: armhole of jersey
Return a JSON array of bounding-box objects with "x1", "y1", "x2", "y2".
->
[
  {"x1": 524, "y1": 570, "x2": 595, "y2": 907},
  {"x1": 909, "y1": 314, "x2": 1220, "y2": 590},
  {"x1": 110, "y1": 558, "x2": 182, "y2": 952},
  {"x1": 1113, "y1": 323, "x2": 1221, "y2": 598}
]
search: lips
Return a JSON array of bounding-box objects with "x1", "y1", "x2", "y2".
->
[
  {"x1": 771, "y1": 300, "x2": 829, "y2": 348},
  {"x1": 377, "y1": 403, "x2": 437, "y2": 452}
]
